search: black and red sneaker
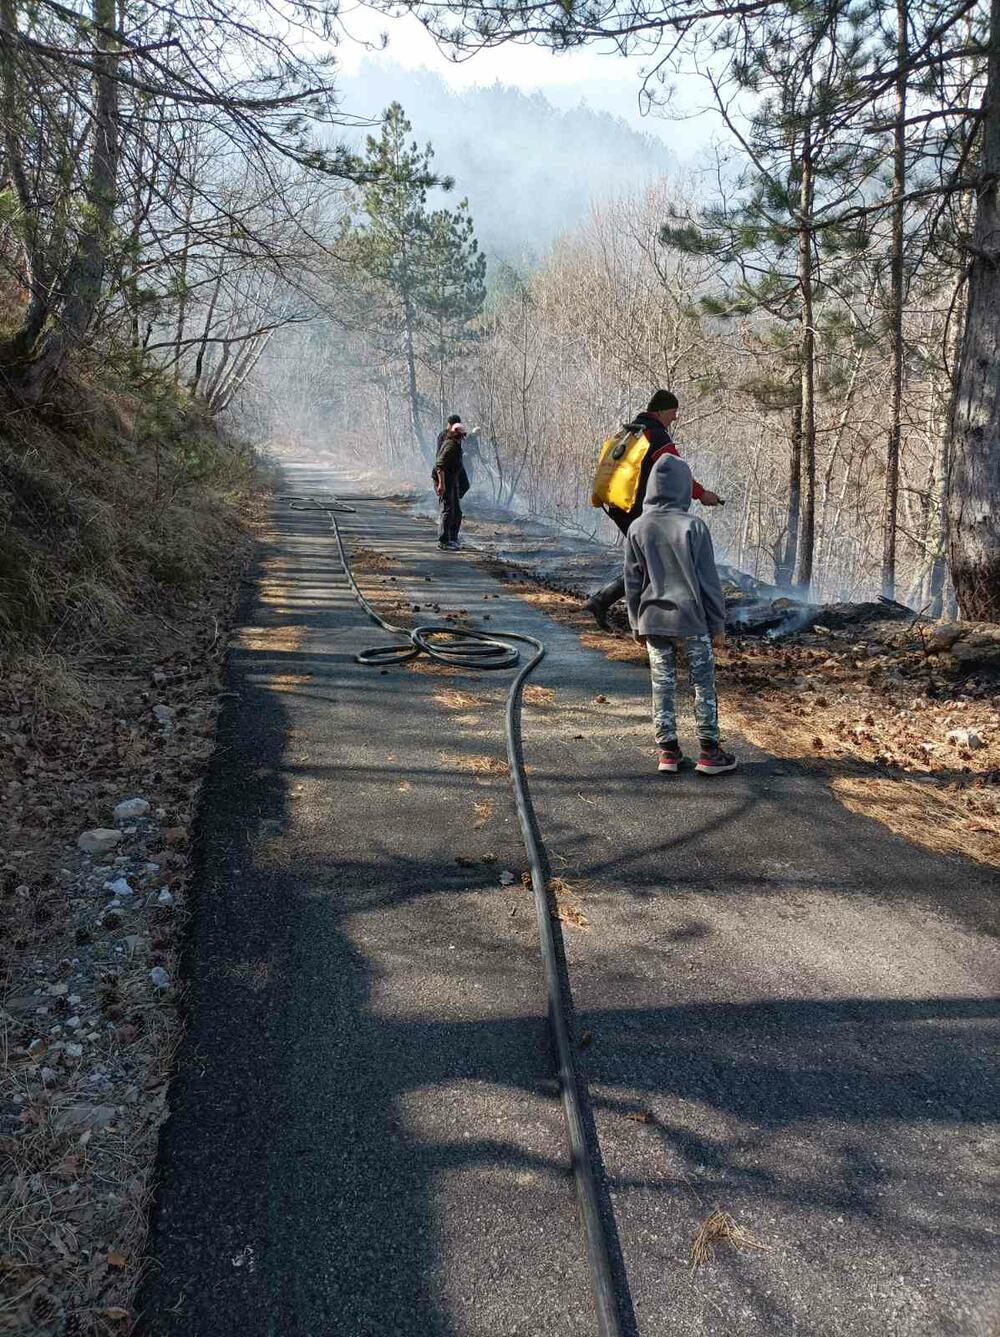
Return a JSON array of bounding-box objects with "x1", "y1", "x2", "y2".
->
[
  {"x1": 696, "y1": 741, "x2": 738, "y2": 775},
  {"x1": 657, "y1": 741, "x2": 684, "y2": 773}
]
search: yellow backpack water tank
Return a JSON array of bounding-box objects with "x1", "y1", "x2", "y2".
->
[{"x1": 591, "y1": 424, "x2": 650, "y2": 512}]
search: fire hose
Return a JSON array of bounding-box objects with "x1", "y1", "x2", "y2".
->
[{"x1": 280, "y1": 493, "x2": 627, "y2": 1337}]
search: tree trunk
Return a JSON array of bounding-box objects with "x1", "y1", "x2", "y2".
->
[
  {"x1": 173, "y1": 153, "x2": 197, "y2": 384},
  {"x1": 13, "y1": 0, "x2": 120, "y2": 396},
  {"x1": 189, "y1": 274, "x2": 222, "y2": 396},
  {"x1": 794, "y1": 128, "x2": 816, "y2": 591},
  {"x1": 0, "y1": 0, "x2": 53, "y2": 367},
  {"x1": 882, "y1": 0, "x2": 907, "y2": 598},
  {"x1": 949, "y1": 0, "x2": 1000, "y2": 621},
  {"x1": 403, "y1": 300, "x2": 432, "y2": 466},
  {"x1": 777, "y1": 403, "x2": 802, "y2": 588}
]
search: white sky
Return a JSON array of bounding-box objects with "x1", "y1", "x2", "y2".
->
[{"x1": 333, "y1": 4, "x2": 719, "y2": 150}]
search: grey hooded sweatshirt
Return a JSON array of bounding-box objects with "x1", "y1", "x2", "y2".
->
[{"x1": 624, "y1": 454, "x2": 727, "y2": 639}]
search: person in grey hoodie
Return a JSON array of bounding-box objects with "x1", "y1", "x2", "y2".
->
[{"x1": 624, "y1": 453, "x2": 737, "y2": 775}]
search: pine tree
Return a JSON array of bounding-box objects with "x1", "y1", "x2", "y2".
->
[
  {"x1": 421, "y1": 202, "x2": 487, "y2": 422},
  {"x1": 346, "y1": 104, "x2": 486, "y2": 463},
  {"x1": 662, "y1": 0, "x2": 880, "y2": 591}
]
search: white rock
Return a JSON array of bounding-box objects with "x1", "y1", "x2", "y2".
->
[
  {"x1": 56, "y1": 1103, "x2": 117, "y2": 1132},
  {"x1": 150, "y1": 967, "x2": 170, "y2": 989},
  {"x1": 157, "y1": 888, "x2": 175, "y2": 907},
  {"x1": 66, "y1": 1016, "x2": 81, "y2": 1029},
  {"x1": 152, "y1": 704, "x2": 174, "y2": 730},
  {"x1": 499, "y1": 870, "x2": 516, "y2": 886},
  {"x1": 114, "y1": 797, "x2": 150, "y2": 824},
  {"x1": 947, "y1": 727, "x2": 985, "y2": 750},
  {"x1": 65, "y1": 1043, "x2": 83, "y2": 1059},
  {"x1": 40, "y1": 1067, "x2": 58, "y2": 1086},
  {"x1": 48, "y1": 982, "x2": 69, "y2": 997},
  {"x1": 78, "y1": 828, "x2": 123, "y2": 856},
  {"x1": 104, "y1": 877, "x2": 135, "y2": 898}
]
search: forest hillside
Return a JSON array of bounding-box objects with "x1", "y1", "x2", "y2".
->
[{"x1": 337, "y1": 62, "x2": 680, "y2": 263}]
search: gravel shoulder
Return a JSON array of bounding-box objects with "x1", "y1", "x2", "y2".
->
[{"x1": 0, "y1": 510, "x2": 254, "y2": 1335}]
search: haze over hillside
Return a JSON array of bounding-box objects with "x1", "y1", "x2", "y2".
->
[{"x1": 338, "y1": 61, "x2": 680, "y2": 263}]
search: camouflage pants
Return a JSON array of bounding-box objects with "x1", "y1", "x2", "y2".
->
[{"x1": 646, "y1": 634, "x2": 719, "y2": 745}]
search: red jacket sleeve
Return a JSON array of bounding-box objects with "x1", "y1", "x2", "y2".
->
[{"x1": 648, "y1": 440, "x2": 706, "y2": 502}]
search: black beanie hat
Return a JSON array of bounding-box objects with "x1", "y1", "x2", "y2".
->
[
  {"x1": 646, "y1": 389, "x2": 679, "y2": 413},
  {"x1": 447, "y1": 413, "x2": 462, "y2": 426}
]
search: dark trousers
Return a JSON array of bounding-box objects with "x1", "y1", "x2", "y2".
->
[
  {"x1": 590, "y1": 574, "x2": 626, "y2": 611},
  {"x1": 589, "y1": 507, "x2": 630, "y2": 610},
  {"x1": 439, "y1": 479, "x2": 462, "y2": 543}
]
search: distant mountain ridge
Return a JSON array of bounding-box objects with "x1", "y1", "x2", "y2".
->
[{"x1": 336, "y1": 61, "x2": 677, "y2": 265}]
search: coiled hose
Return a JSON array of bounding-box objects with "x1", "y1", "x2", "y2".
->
[{"x1": 280, "y1": 493, "x2": 626, "y2": 1337}]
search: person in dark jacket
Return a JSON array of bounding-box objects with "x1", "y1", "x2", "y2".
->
[
  {"x1": 433, "y1": 422, "x2": 469, "y2": 550},
  {"x1": 625, "y1": 453, "x2": 736, "y2": 775},
  {"x1": 438, "y1": 414, "x2": 462, "y2": 449},
  {"x1": 585, "y1": 389, "x2": 722, "y2": 628}
]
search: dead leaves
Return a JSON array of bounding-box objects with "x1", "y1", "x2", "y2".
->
[{"x1": 348, "y1": 546, "x2": 392, "y2": 574}]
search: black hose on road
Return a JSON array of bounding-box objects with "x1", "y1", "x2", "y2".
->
[{"x1": 280, "y1": 493, "x2": 628, "y2": 1337}]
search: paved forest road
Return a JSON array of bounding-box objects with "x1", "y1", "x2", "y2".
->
[{"x1": 141, "y1": 468, "x2": 1000, "y2": 1337}]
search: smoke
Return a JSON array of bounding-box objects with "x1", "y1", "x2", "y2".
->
[{"x1": 334, "y1": 61, "x2": 679, "y2": 265}]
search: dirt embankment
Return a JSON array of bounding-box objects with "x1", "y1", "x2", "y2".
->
[{"x1": 1, "y1": 371, "x2": 259, "y2": 1334}]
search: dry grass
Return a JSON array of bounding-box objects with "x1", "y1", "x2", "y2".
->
[
  {"x1": 433, "y1": 689, "x2": 488, "y2": 711},
  {"x1": 236, "y1": 624, "x2": 307, "y2": 654},
  {"x1": 407, "y1": 658, "x2": 468, "y2": 678},
  {"x1": 0, "y1": 371, "x2": 251, "y2": 664},
  {"x1": 450, "y1": 753, "x2": 510, "y2": 777},
  {"x1": 690, "y1": 1209, "x2": 772, "y2": 1271},
  {"x1": 473, "y1": 800, "x2": 494, "y2": 827},
  {"x1": 832, "y1": 774, "x2": 1000, "y2": 864},
  {"x1": 3, "y1": 654, "x2": 88, "y2": 717},
  {"x1": 522, "y1": 684, "x2": 556, "y2": 707},
  {"x1": 549, "y1": 876, "x2": 591, "y2": 930},
  {"x1": 579, "y1": 630, "x2": 646, "y2": 664},
  {"x1": 219, "y1": 960, "x2": 273, "y2": 992}
]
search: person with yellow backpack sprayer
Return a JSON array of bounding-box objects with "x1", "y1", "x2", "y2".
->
[{"x1": 585, "y1": 390, "x2": 723, "y2": 629}]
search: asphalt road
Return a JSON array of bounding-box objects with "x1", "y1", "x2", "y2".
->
[{"x1": 141, "y1": 468, "x2": 1000, "y2": 1337}]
